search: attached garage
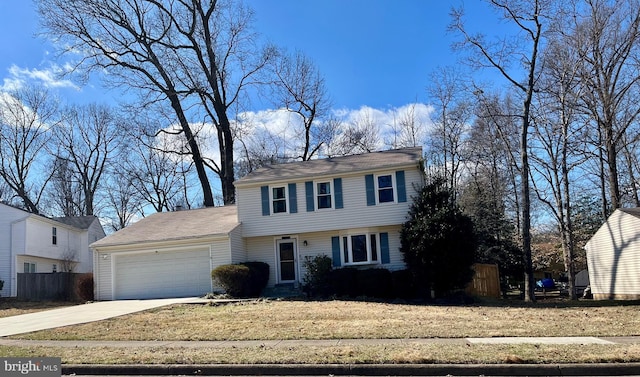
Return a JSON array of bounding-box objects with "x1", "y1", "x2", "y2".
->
[
  {"x1": 113, "y1": 248, "x2": 212, "y2": 300},
  {"x1": 92, "y1": 206, "x2": 241, "y2": 301}
]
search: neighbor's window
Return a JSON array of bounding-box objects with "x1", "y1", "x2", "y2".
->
[
  {"x1": 52, "y1": 227, "x2": 57, "y2": 245},
  {"x1": 342, "y1": 233, "x2": 380, "y2": 265},
  {"x1": 272, "y1": 186, "x2": 287, "y2": 214},
  {"x1": 377, "y1": 174, "x2": 394, "y2": 203},
  {"x1": 316, "y1": 181, "x2": 332, "y2": 209},
  {"x1": 23, "y1": 262, "x2": 36, "y2": 273}
]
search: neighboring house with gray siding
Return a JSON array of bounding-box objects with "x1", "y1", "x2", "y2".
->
[
  {"x1": 91, "y1": 147, "x2": 425, "y2": 300},
  {"x1": 0, "y1": 202, "x2": 105, "y2": 297},
  {"x1": 584, "y1": 208, "x2": 640, "y2": 300}
]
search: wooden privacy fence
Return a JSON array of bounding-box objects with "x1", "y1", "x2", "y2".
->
[
  {"x1": 466, "y1": 263, "x2": 501, "y2": 298},
  {"x1": 17, "y1": 272, "x2": 81, "y2": 301}
]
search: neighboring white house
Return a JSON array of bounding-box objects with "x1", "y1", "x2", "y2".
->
[
  {"x1": 584, "y1": 208, "x2": 640, "y2": 300},
  {"x1": 91, "y1": 147, "x2": 425, "y2": 300},
  {"x1": 0, "y1": 202, "x2": 106, "y2": 297}
]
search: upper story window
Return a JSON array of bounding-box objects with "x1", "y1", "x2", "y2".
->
[
  {"x1": 52, "y1": 227, "x2": 58, "y2": 245},
  {"x1": 261, "y1": 183, "x2": 298, "y2": 216},
  {"x1": 316, "y1": 181, "x2": 332, "y2": 209},
  {"x1": 272, "y1": 186, "x2": 287, "y2": 214},
  {"x1": 342, "y1": 233, "x2": 380, "y2": 265},
  {"x1": 376, "y1": 174, "x2": 395, "y2": 203},
  {"x1": 365, "y1": 171, "x2": 406, "y2": 206}
]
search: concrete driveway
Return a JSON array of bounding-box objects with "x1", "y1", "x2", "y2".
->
[{"x1": 0, "y1": 297, "x2": 198, "y2": 337}]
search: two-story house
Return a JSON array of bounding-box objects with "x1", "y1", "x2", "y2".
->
[
  {"x1": 91, "y1": 147, "x2": 424, "y2": 300},
  {"x1": 0, "y1": 202, "x2": 106, "y2": 297}
]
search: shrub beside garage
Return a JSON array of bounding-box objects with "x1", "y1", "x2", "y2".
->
[{"x1": 212, "y1": 262, "x2": 269, "y2": 298}]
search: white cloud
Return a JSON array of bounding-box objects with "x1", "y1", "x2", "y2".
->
[
  {"x1": 1, "y1": 64, "x2": 79, "y2": 91},
  {"x1": 233, "y1": 103, "x2": 434, "y2": 158},
  {"x1": 152, "y1": 103, "x2": 434, "y2": 169}
]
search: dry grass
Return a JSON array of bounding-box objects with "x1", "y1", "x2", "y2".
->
[
  {"x1": 13, "y1": 299, "x2": 640, "y2": 341},
  {"x1": 0, "y1": 299, "x2": 77, "y2": 318},
  {"x1": 1, "y1": 343, "x2": 640, "y2": 365}
]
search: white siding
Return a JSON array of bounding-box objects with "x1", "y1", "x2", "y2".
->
[
  {"x1": 0, "y1": 205, "x2": 29, "y2": 296},
  {"x1": 95, "y1": 251, "x2": 113, "y2": 300},
  {"x1": 210, "y1": 239, "x2": 233, "y2": 292},
  {"x1": 246, "y1": 225, "x2": 406, "y2": 288},
  {"x1": 16, "y1": 255, "x2": 62, "y2": 273},
  {"x1": 24, "y1": 218, "x2": 82, "y2": 265},
  {"x1": 77, "y1": 219, "x2": 106, "y2": 273},
  {"x1": 245, "y1": 236, "x2": 279, "y2": 287},
  {"x1": 238, "y1": 167, "x2": 422, "y2": 238},
  {"x1": 585, "y1": 210, "x2": 640, "y2": 299},
  {"x1": 0, "y1": 251, "x2": 8, "y2": 297},
  {"x1": 229, "y1": 226, "x2": 246, "y2": 264},
  {"x1": 296, "y1": 231, "x2": 338, "y2": 283},
  {"x1": 113, "y1": 247, "x2": 212, "y2": 299}
]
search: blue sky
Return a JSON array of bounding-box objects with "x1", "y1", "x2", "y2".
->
[{"x1": 0, "y1": 0, "x2": 503, "y2": 111}]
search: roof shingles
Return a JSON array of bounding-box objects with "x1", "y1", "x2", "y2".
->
[
  {"x1": 91, "y1": 205, "x2": 239, "y2": 248},
  {"x1": 234, "y1": 147, "x2": 423, "y2": 186}
]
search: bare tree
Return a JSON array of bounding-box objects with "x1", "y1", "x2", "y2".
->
[
  {"x1": 621, "y1": 132, "x2": 640, "y2": 207},
  {"x1": 104, "y1": 161, "x2": 143, "y2": 231},
  {"x1": 566, "y1": 0, "x2": 640, "y2": 212},
  {"x1": 450, "y1": 0, "x2": 547, "y2": 301},
  {"x1": 330, "y1": 109, "x2": 381, "y2": 156},
  {"x1": 529, "y1": 35, "x2": 587, "y2": 299},
  {"x1": 235, "y1": 120, "x2": 290, "y2": 177},
  {"x1": 472, "y1": 93, "x2": 522, "y2": 232},
  {"x1": 127, "y1": 138, "x2": 190, "y2": 213},
  {"x1": 38, "y1": 0, "x2": 274, "y2": 206},
  {"x1": 427, "y1": 67, "x2": 473, "y2": 193},
  {"x1": 270, "y1": 50, "x2": 333, "y2": 161},
  {"x1": 59, "y1": 249, "x2": 77, "y2": 272},
  {"x1": 52, "y1": 103, "x2": 120, "y2": 216},
  {"x1": 386, "y1": 102, "x2": 428, "y2": 149},
  {"x1": 50, "y1": 156, "x2": 83, "y2": 217},
  {"x1": 0, "y1": 86, "x2": 58, "y2": 214}
]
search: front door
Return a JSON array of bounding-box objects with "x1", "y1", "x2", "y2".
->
[{"x1": 276, "y1": 239, "x2": 297, "y2": 283}]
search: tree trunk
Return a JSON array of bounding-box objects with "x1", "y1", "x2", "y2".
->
[
  {"x1": 623, "y1": 140, "x2": 640, "y2": 206},
  {"x1": 168, "y1": 94, "x2": 215, "y2": 207},
  {"x1": 597, "y1": 128, "x2": 609, "y2": 219},
  {"x1": 521, "y1": 116, "x2": 535, "y2": 303},
  {"x1": 605, "y1": 126, "x2": 621, "y2": 211},
  {"x1": 562, "y1": 122, "x2": 577, "y2": 300}
]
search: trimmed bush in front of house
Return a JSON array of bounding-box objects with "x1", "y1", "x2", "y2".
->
[
  {"x1": 302, "y1": 255, "x2": 333, "y2": 297},
  {"x1": 356, "y1": 268, "x2": 393, "y2": 298},
  {"x1": 211, "y1": 262, "x2": 270, "y2": 298},
  {"x1": 390, "y1": 269, "x2": 415, "y2": 299},
  {"x1": 329, "y1": 267, "x2": 359, "y2": 297},
  {"x1": 301, "y1": 256, "x2": 418, "y2": 300},
  {"x1": 242, "y1": 262, "x2": 270, "y2": 296}
]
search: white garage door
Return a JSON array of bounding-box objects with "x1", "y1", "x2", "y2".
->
[{"x1": 114, "y1": 248, "x2": 211, "y2": 300}]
